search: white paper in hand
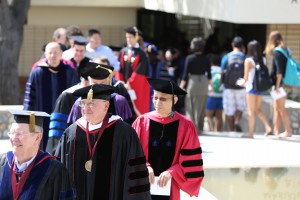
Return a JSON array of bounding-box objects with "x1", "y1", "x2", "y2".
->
[
  {"x1": 150, "y1": 176, "x2": 172, "y2": 196},
  {"x1": 236, "y1": 78, "x2": 245, "y2": 86},
  {"x1": 270, "y1": 87, "x2": 287, "y2": 100},
  {"x1": 127, "y1": 89, "x2": 137, "y2": 101}
]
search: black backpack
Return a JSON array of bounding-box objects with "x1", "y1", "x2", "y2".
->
[
  {"x1": 224, "y1": 54, "x2": 245, "y2": 89},
  {"x1": 253, "y1": 62, "x2": 272, "y2": 92}
]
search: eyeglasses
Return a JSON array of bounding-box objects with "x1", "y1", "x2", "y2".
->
[
  {"x1": 152, "y1": 96, "x2": 172, "y2": 102},
  {"x1": 78, "y1": 100, "x2": 106, "y2": 108},
  {"x1": 7, "y1": 132, "x2": 33, "y2": 139}
]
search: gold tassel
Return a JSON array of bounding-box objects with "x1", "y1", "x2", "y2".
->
[
  {"x1": 133, "y1": 26, "x2": 139, "y2": 41},
  {"x1": 108, "y1": 73, "x2": 112, "y2": 85},
  {"x1": 29, "y1": 112, "x2": 36, "y2": 133},
  {"x1": 96, "y1": 65, "x2": 113, "y2": 85},
  {"x1": 87, "y1": 88, "x2": 93, "y2": 103},
  {"x1": 148, "y1": 45, "x2": 152, "y2": 53}
]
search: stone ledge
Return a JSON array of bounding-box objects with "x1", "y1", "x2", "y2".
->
[
  {"x1": 0, "y1": 105, "x2": 23, "y2": 139},
  {"x1": 240, "y1": 96, "x2": 300, "y2": 135}
]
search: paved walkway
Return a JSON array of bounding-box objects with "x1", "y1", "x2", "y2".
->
[
  {"x1": 201, "y1": 131, "x2": 300, "y2": 168},
  {"x1": 200, "y1": 131, "x2": 300, "y2": 200}
]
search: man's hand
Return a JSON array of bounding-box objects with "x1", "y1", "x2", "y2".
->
[
  {"x1": 157, "y1": 171, "x2": 172, "y2": 187},
  {"x1": 147, "y1": 166, "x2": 155, "y2": 184},
  {"x1": 125, "y1": 82, "x2": 131, "y2": 90}
]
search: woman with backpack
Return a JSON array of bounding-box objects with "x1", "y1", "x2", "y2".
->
[
  {"x1": 265, "y1": 31, "x2": 292, "y2": 137},
  {"x1": 240, "y1": 40, "x2": 272, "y2": 138}
]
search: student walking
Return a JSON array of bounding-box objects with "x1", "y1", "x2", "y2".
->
[
  {"x1": 240, "y1": 40, "x2": 272, "y2": 138},
  {"x1": 265, "y1": 31, "x2": 292, "y2": 137}
]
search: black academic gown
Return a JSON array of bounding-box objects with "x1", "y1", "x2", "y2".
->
[
  {"x1": 70, "y1": 57, "x2": 91, "y2": 76},
  {"x1": 46, "y1": 84, "x2": 82, "y2": 154},
  {"x1": 55, "y1": 115, "x2": 151, "y2": 200},
  {"x1": 0, "y1": 151, "x2": 76, "y2": 200},
  {"x1": 23, "y1": 61, "x2": 79, "y2": 150}
]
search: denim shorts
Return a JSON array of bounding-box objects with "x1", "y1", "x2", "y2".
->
[
  {"x1": 248, "y1": 88, "x2": 265, "y2": 95},
  {"x1": 206, "y1": 96, "x2": 223, "y2": 110}
]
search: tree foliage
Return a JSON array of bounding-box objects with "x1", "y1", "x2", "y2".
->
[{"x1": 0, "y1": 0, "x2": 31, "y2": 104}]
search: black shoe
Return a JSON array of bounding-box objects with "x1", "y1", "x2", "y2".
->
[{"x1": 235, "y1": 124, "x2": 242, "y2": 132}]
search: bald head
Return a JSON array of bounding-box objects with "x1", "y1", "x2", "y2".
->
[
  {"x1": 45, "y1": 42, "x2": 62, "y2": 67},
  {"x1": 45, "y1": 42, "x2": 61, "y2": 52}
]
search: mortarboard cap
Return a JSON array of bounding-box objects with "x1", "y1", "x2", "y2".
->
[
  {"x1": 125, "y1": 26, "x2": 142, "y2": 40},
  {"x1": 73, "y1": 84, "x2": 115, "y2": 102},
  {"x1": 147, "y1": 78, "x2": 187, "y2": 96},
  {"x1": 109, "y1": 46, "x2": 122, "y2": 52},
  {"x1": 144, "y1": 42, "x2": 159, "y2": 55},
  {"x1": 147, "y1": 78, "x2": 186, "y2": 118},
  {"x1": 81, "y1": 62, "x2": 114, "y2": 84},
  {"x1": 69, "y1": 36, "x2": 88, "y2": 46},
  {"x1": 9, "y1": 110, "x2": 50, "y2": 132}
]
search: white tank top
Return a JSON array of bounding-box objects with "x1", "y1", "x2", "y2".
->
[{"x1": 245, "y1": 57, "x2": 255, "y2": 92}]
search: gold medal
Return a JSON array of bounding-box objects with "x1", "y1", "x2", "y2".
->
[{"x1": 85, "y1": 160, "x2": 92, "y2": 172}]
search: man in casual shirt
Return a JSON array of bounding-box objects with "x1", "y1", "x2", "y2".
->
[
  {"x1": 221, "y1": 36, "x2": 246, "y2": 132},
  {"x1": 85, "y1": 29, "x2": 120, "y2": 71}
]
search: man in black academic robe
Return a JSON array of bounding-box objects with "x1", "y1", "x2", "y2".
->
[
  {"x1": 55, "y1": 84, "x2": 151, "y2": 200},
  {"x1": 0, "y1": 110, "x2": 76, "y2": 200},
  {"x1": 67, "y1": 35, "x2": 92, "y2": 77},
  {"x1": 0, "y1": 151, "x2": 75, "y2": 200},
  {"x1": 47, "y1": 62, "x2": 132, "y2": 154},
  {"x1": 23, "y1": 42, "x2": 79, "y2": 150}
]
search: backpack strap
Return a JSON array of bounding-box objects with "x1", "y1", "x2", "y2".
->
[
  {"x1": 274, "y1": 47, "x2": 291, "y2": 58},
  {"x1": 226, "y1": 52, "x2": 246, "y2": 67}
]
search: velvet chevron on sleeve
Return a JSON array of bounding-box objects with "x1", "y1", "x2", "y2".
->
[
  {"x1": 23, "y1": 61, "x2": 79, "y2": 150},
  {"x1": 132, "y1": 111, "x2": 204, "y2": 200},
  {"x1": 0, "y1": 151, "x2": 76, "y2": 200},
  {"x1": 55, "y1": 116, "x2": 151, "y2": 200}
]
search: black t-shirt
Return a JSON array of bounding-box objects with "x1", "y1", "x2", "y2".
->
[
  {"x1": 182, "y1": 54, "x2": 211, "y2": 81},
  {"x1": 271, "y1": 50, "x2": 288, "y2": 85}
]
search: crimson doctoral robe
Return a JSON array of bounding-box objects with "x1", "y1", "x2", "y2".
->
[
  {"x1": 132, "y1": 111, "x2": 204, "y2": 200},
  {"x1": 116, "y1": 47, "x2": 150, "y2": 116}
]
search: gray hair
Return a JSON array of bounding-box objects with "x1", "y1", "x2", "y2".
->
[
  {"x1": 34, "y1": 125, "x2": 43, "y2": 134},
  {"x1": 53, "y1": 28, "x2": 66, "y2": 40}
]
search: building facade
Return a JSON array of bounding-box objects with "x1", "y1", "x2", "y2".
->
[{"x1": 20, "y1": 1, "x2": 300, "y2": 97}]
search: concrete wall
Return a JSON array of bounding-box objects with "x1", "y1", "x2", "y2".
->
[
  {"x1": 31, "y1": 0, "x2": 143, "y2": 7},
  {"x1": 18, "y1": 6, "x2": 138, "y2": 77},
  {"x1": 28, "y1": 6, "x2": 137, "y2": 26}
]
